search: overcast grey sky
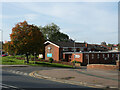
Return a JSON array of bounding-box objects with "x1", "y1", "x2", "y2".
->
[{"x1": 0, "y1": 0, "x2": 119, "y2": 44}]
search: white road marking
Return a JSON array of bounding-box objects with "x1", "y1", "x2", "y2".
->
[
  {"x1": 0, "y1": 83, "x2": 18, "y2": 88},
  {"x1": 23, "y1": 73, "x2": 28, "y2": 76},
  {"x1": 19, "y1": 72, "x2": 23, "y2": 75},
  {"x1": 16, "y1": 71, "x2": 20, "y2": 74}
]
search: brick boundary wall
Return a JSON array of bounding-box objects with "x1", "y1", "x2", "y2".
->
[
  {"x1": 87, "y1": 60, "x2": 120, "y2": 70},
  {"x1": 116, "y1": 60, "x2": 120, "y2": 66},
  {"x1": 87, "y1": 64, "x2": 119, "y2": 70}
]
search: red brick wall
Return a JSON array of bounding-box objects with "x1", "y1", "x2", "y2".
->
[
  {"x1": 87, "y1": 64, "x2": 119, "y2": 70},
  {"x1": 82, "y1": 53, "x2": 118, "y2": 65},
  {"x1": 63, "y1": 52, "x2": 118, "y2": 65},
  {"x1": 45, "y1": 44, "x2": 59, "y2": 61},
  {"x1": 116, "y1": 60, "x2": 120, "y2": 66},
  {"x1": 71, "y1": 53, "x2": 83, "y2": 63},
  {"x1": 83, "y1": 53, "x2": 100, "y2": 65}
]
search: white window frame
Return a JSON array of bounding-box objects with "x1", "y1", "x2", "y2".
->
[
  {"x1": 112, "y1": 54, "x2": 114, "y2": 58},
  {"x1": 107, "y1": 54, "x2": 109, "y2": 58},
  {"x1": 103, "y1": 54, "x2": 105, "y2": 58},
  {"x1": 71, "y1": 48, "x2": 76, "y2": 52},
  {"x1": 47, "y1": 47, "x2": 51, "y2": 53},
  {"x1": 86, "y1": 54, "x2": 88, "y2": 59},
  {"x1": 92, "y1": 54, "x2": 94, "y2": 59},
  {"x1": 104, "y1": 57, "x2": 107, "y2": 60},
  {"x1": 63, "y1": 48, "x2": 68, "y2": 51},
  {"x1": 97, "y1": 54, "x2": 100, "y2": 59}
]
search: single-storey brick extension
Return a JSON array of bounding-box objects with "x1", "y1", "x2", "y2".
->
[{"x1": 44, "y1": 41, "x2": 119, "y2": 65}]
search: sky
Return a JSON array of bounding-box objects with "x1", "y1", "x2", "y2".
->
[{"x1": 0, "y1": 1, "x2": 119, "y2": 44}]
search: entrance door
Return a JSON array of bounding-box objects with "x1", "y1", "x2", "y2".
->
[{"x1": 65, "y1": 54, "x2": 72, "y2": 62}]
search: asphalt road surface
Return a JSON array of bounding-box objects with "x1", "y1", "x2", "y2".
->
[{"x1": 1, "y1": 70, "x2": 95, "y2": 89}]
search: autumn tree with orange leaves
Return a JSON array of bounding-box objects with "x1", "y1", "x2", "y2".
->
[
  {"x1": 10, "y1": 21, "x2": 44, "y2": 63},
  {"x1": 3, "y1": 41, "x2": 15, "y2": 55}
]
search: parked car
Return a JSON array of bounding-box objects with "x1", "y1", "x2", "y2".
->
[{"x1": 2, "y1": 54, "x2": 8, "y2": 57}]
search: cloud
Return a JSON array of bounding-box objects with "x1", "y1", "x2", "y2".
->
[
  {"x1": 2, "y1": 2, "x2": 118, "y2": 43},
  {"x1": 24, "y1": 14, "x2": 38, "y2": 21},
  {"x1": 1, "y1": 0, "x2": 119, "y2": 2},
  {"x1": 2, "y1": 13, "x2": 38, "y2": 22},
  {"x1": 19, "y1": 2, "x2": 117, "y2": 32}
]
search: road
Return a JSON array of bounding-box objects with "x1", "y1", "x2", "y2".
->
[{"x1": 1, "y1": 70, "x2": 98, "y2": 89}]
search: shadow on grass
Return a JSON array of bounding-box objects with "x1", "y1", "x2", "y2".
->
[{"x1": 29, "y1": 62, "x2": 73, "y2": 68}]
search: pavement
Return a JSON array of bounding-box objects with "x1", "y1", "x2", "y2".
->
[
  {"x1": 2, "y1": 65, "x2": 120, "y2": 89},
  {"x1": 0, "y1": 65, "x2": 29, "y2": 67},
  {"x1": 29, "y1": 67, "x2": 119, "y2": 89},
  {"x1": 2, "y1": 71, "x2": 91, "y2": 89}
]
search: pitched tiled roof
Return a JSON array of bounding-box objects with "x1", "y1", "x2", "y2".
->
[
  {"x1": 89, "y1": 44, "x2": 108, "y2": 51},
  {"x1": 45, "y1": 41, "x2": 86, "y2": 47}
]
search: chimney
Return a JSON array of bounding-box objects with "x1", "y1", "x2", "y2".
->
[{"x1": 85, "y1": 43, "x2": 88, "y2": 48}]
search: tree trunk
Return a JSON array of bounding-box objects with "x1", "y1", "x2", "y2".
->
[{"x1": 26, "y1": 53, "x2": 29, "y2": 64}]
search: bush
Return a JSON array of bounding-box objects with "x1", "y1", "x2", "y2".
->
[
  {"x1": 72, "y1": 61, "x2": 81, "y2": 64},
  {"x1": 49, "y1": 58, "x2": 54, "y2": 63},
  {"x1": 38, "y1": 58, "x2": 41, "y2": 61},
  {"x1": 60, "y1": 59, "x2": 66, "y2": 62}
]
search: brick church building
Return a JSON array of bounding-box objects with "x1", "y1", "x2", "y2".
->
[{"x1": 44, "y1": 41, "x2": 119, "y2": 65}]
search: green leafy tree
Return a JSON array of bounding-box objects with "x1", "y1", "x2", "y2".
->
[
  {"x1": 10, "y1": 21, "x2": 44, "y2": 63},
  {"x1": 118, "y1": 44, "x2": 120, "y2": 51},
  {"x1": 39, "y1": 23, "x2": 70, "y2": 42},
  {"x1": 107, "y1": 44, "x2": 114, "y2": 47},
  {"x1": 50, "y1": 32, "x2": 69, "y2": 42},
  {"x1": 39, "y1": 23, "x2": 60, "y2": 40}
]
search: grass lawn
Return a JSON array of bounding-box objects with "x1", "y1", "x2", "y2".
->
[
  {"x1": 2, "y1": 56, "x2": 73, "y2": 68},
  {"x1": 2, "y1": 56, "x2": 26, "y2": 65}
]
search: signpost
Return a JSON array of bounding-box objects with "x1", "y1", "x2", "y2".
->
[
  {"x1": 75, "y1": 55, "x2": 80, "y2": 58},
  {"x1": 47, "y1": 53, "x2": 52, "y2": 57}
]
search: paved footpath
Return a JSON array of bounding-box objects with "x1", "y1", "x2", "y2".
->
[{"x1": 30, "y1": 68, "x2": 119, "y2": 89}]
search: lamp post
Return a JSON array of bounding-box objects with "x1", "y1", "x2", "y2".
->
[
  {"x1": 88, "y1": 53, "x2": 89, "y2": 65},
  {"x1": 118, "y1": 53, "x2": 120, "y2": 61},
  {"x1": 34, "y1": 52, "x2": 36, "y2": 64},
  {"x1": 0, "y1": 30, "x2": 2, "y2": 56},
  {"x1": 73, "y1": 39, "x2": 76, "y2": 68}
]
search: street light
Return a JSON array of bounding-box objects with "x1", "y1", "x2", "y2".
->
[
  {"x1": 0, "y1": 30, "x2": 2, "y2": 56},
  {"x1": 88, "y1": 53, "x2": 89, "y2": 65},
  {"x1": 118, "y1": 53, "x2": 120, "y2": 61},
  {"x1": 73, "y1": 39, "x2": 76, "y2": 68},
  {"x1": 34, "y1": 52, "x2": 36, "y2": 64}
]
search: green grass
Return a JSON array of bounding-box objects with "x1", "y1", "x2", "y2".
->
[
  {"x1": 2, "y1": 56, "x2": 25, "y2": 65},
  {"x1": 2, "y1": 56, "x2": 73, "y2": 68},
  {"x1": 34, "y1": 61, "x2": 73, "y2": 68}
]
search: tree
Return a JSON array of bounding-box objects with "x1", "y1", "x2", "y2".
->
[
  {"x1": 118, "y1": 44, "x2": 120, "y2": 51},
  {"x1": 107, "y1": 44, "x2": 114, "y2": 47},
  {"x1": 3, "y1": 42, "x2": 15, "y2": 55},
  {"x1": 10, "y1": 21, "x2": 44, "y2": 63},
  {"x1": 39, "y1": 23, "x2": 60, "y2": 40},
  {"x1": 50, "y1": 32, "x2": 69, "y2": 42},
  {"x1": 101, "y1": 41, "x2": 107, "y2": 46},
  {"x1": 39, "y1": 23, "x2": 70, "y2": 42}
]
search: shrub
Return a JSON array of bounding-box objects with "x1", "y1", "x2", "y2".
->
[
  {"x1": 72, "y1": 61, "x2": 81, "y2": 64},
  {"x1": 49, "y1": 58, "x2": 54, "y2": 63},
  {"x1": 38, "y1": 58, "x2": 41, "y2": 61},
  {"x1": 60, "y1": 59, "x2": 66, "y2": 62}
]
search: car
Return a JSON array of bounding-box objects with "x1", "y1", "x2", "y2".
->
[{"x1": 2, "y1": 54, "x2": 8, "y2": 57}]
